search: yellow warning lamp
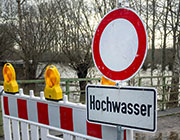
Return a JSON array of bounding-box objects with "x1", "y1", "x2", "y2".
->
[
  {"x1": 101, "y1": 76, "x2": 116, "y2": 85},
  {"x1": 44, "y1": 65, "x2": 63, "y2": 101},
  {"x1": 3, "y1": 63, "x2": 19, "y2": 94}
]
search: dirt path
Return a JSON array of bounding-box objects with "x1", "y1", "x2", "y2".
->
[{"x1": 136, "y1": 107, "x2": 180, "y2": 140}]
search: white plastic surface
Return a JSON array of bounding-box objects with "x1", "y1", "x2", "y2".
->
[
  {"x1": 3, "y1": 118, "x2": 12, "y2": 140},
  {"x1": 40, "y1": 127, "x2": 48, "y2": 140},
  {"x1": 30, "y1": 124, "x2": 39, "y2": 140},
  {"x1": 63, "y1": 133, "x2": 73, "y2": 140},
  {"x1": 12, "y1": 120, "x2": 20, "y2": 140}
]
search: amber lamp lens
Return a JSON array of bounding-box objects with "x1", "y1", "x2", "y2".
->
[
  {"x1": 4, "y1": 67, "x2": 12, "y2": 83},
  {"x1": 46, "y1": 69, "x2": 56, "y2": 88}
]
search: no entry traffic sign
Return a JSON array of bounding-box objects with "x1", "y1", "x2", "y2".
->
[{"x1": 92, "y1": 8, "x2": 148, "y2": 81}]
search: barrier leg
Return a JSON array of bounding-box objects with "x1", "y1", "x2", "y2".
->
[
  {"x1": 63, "y1": 133, "x2": 73, "y2": 140},
  {"x1": 21, "y1": 122, "x2": 29, "y2": 140},
  {"x1": 3, "y1": 117, "x2": 12, "y2": 140},
  {"x1": 12, "y1": 119, "x2": 20, "y2": 140},
  {"x1": 30, "y1": 124, "x2": 39, "y2": 140},
  {"x1": 41, "y1": 127, "x2": 48, "y2": 140}
]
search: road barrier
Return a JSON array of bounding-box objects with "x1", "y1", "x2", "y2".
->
[
  {"x1": 1, "y1": 63, "x2": 179, "y2": 139},
  {"x1": 1, "y1": 87, "x2": 130, "y2": 140},
  {"x1": 0, "y1": 63, "x2": 129, "y2": 140}
]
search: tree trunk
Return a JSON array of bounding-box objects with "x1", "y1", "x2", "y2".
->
[
  {"x1": 24, "y1": 60, "x2": 37, "y2": 80},
  {"x1": 167, "y1": 0, "x2": 180, "y2": 108},
  {"x1": 23, "y1": 60, "x2": 38, "y2": 94},
  {"x1": 162, "y1": 0, "x2": 169, "y2": 73},
  {"x1": 77, "y1": 68, "x2": 88, "y2": 103},
  {"x1": 168, "y1": 28, "x2": 180, "y2": 108},
  {"x1": 151, "y1": 0, "x2": 156, "y2": 85},
  {"x1": 168, "y1": 55, "x2": 179, "y2": 108},
  {"x1": 146, "y1": 0, "x2": 149, "y2": 30}
]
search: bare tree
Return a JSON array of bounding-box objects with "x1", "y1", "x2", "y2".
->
[
  {"x1": 4, "y1": 0, "x2": 59, "y2": 79},
  {"x1": 54, "y1": 0, "x2": 96, "y2": 101},
  {"x1": 150, "y1": 0, "x2": 156, "y2": 85},
  {"x1": 0, "y1": 23, "x2": 14, "y2": 60},
  {"x1": 93, "y1": 0, "x2": 116, "y2": 19},
  {"x1": 0, "y1": 1, "x2": 15, "y2": 60},
  {"x1": 161, "y1": 0, "x2": 171, "y2": 73},
  {"x1": 168, "y1": 0, "x2": 180, "y2": 108}
]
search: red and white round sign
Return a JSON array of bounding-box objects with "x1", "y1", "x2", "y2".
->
[{"x1": 92, "y1": 8, "x2": 148, "y2": 82}]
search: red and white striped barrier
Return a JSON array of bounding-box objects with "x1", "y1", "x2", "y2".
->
[{"x1": 1, "y1": 89, "x2": 129, "y2": 140}]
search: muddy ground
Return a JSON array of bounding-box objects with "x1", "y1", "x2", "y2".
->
[{"x1": 135, "y1": 108, "x2": 180, "y2": 140}]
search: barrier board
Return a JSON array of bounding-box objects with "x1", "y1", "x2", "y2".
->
[{"x1": 1, "y1": 92, "x2": 121, "y2": 140}]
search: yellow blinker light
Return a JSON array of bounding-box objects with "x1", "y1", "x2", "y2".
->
[
  {"x1": 101, "y1": 76, "x2": 116, "y2": 85},
  {"x1": 3, "y1": 63, "x2": 19, "y2": 93},
  {"x1": 44, "y1": 65, "x2": 63, "y2": 101}
]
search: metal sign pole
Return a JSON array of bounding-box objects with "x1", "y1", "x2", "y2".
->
[
  {"x1": 116, "y1": 82, "x2": 134, "y2": 140},
  {"x1": 117, "y1": 125, "x2": 122, "y2": 140},
  {"x1": 115, "y1": 0, "x2": 134, "y2": 138},
  {"x1": 116, "y1": 1, "x2": 122, "y2": 139},
  {"x1": 116, "y1": 82, "x2": 124, "y2": 140}
]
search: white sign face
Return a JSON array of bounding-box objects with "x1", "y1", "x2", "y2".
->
[
  {"x1": 86, "y1": 85, "x2": 157, "y2": 132},
  {"x1": 100, "y1": 19, "x2": 138, "y2": 72}
]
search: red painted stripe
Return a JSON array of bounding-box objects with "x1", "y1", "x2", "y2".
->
[
  {"x1": 60, "y1": 106, "x2": 73, "y2": 131},
  {"x1": 17, "y1": 99, "x2": 28, "y2": 120},
  {"x1": 3, "y1": 96, "x2": 9, "y2": 115},
  {"x1": 124, "y1": 130, "x2": 126, "y2": 140},
  {"x1": 37, "y1": 102, "x2": 49, "y2": 125},
  {"x1": 87, "y1": 121, "x2": 102, "y2": 139}
]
